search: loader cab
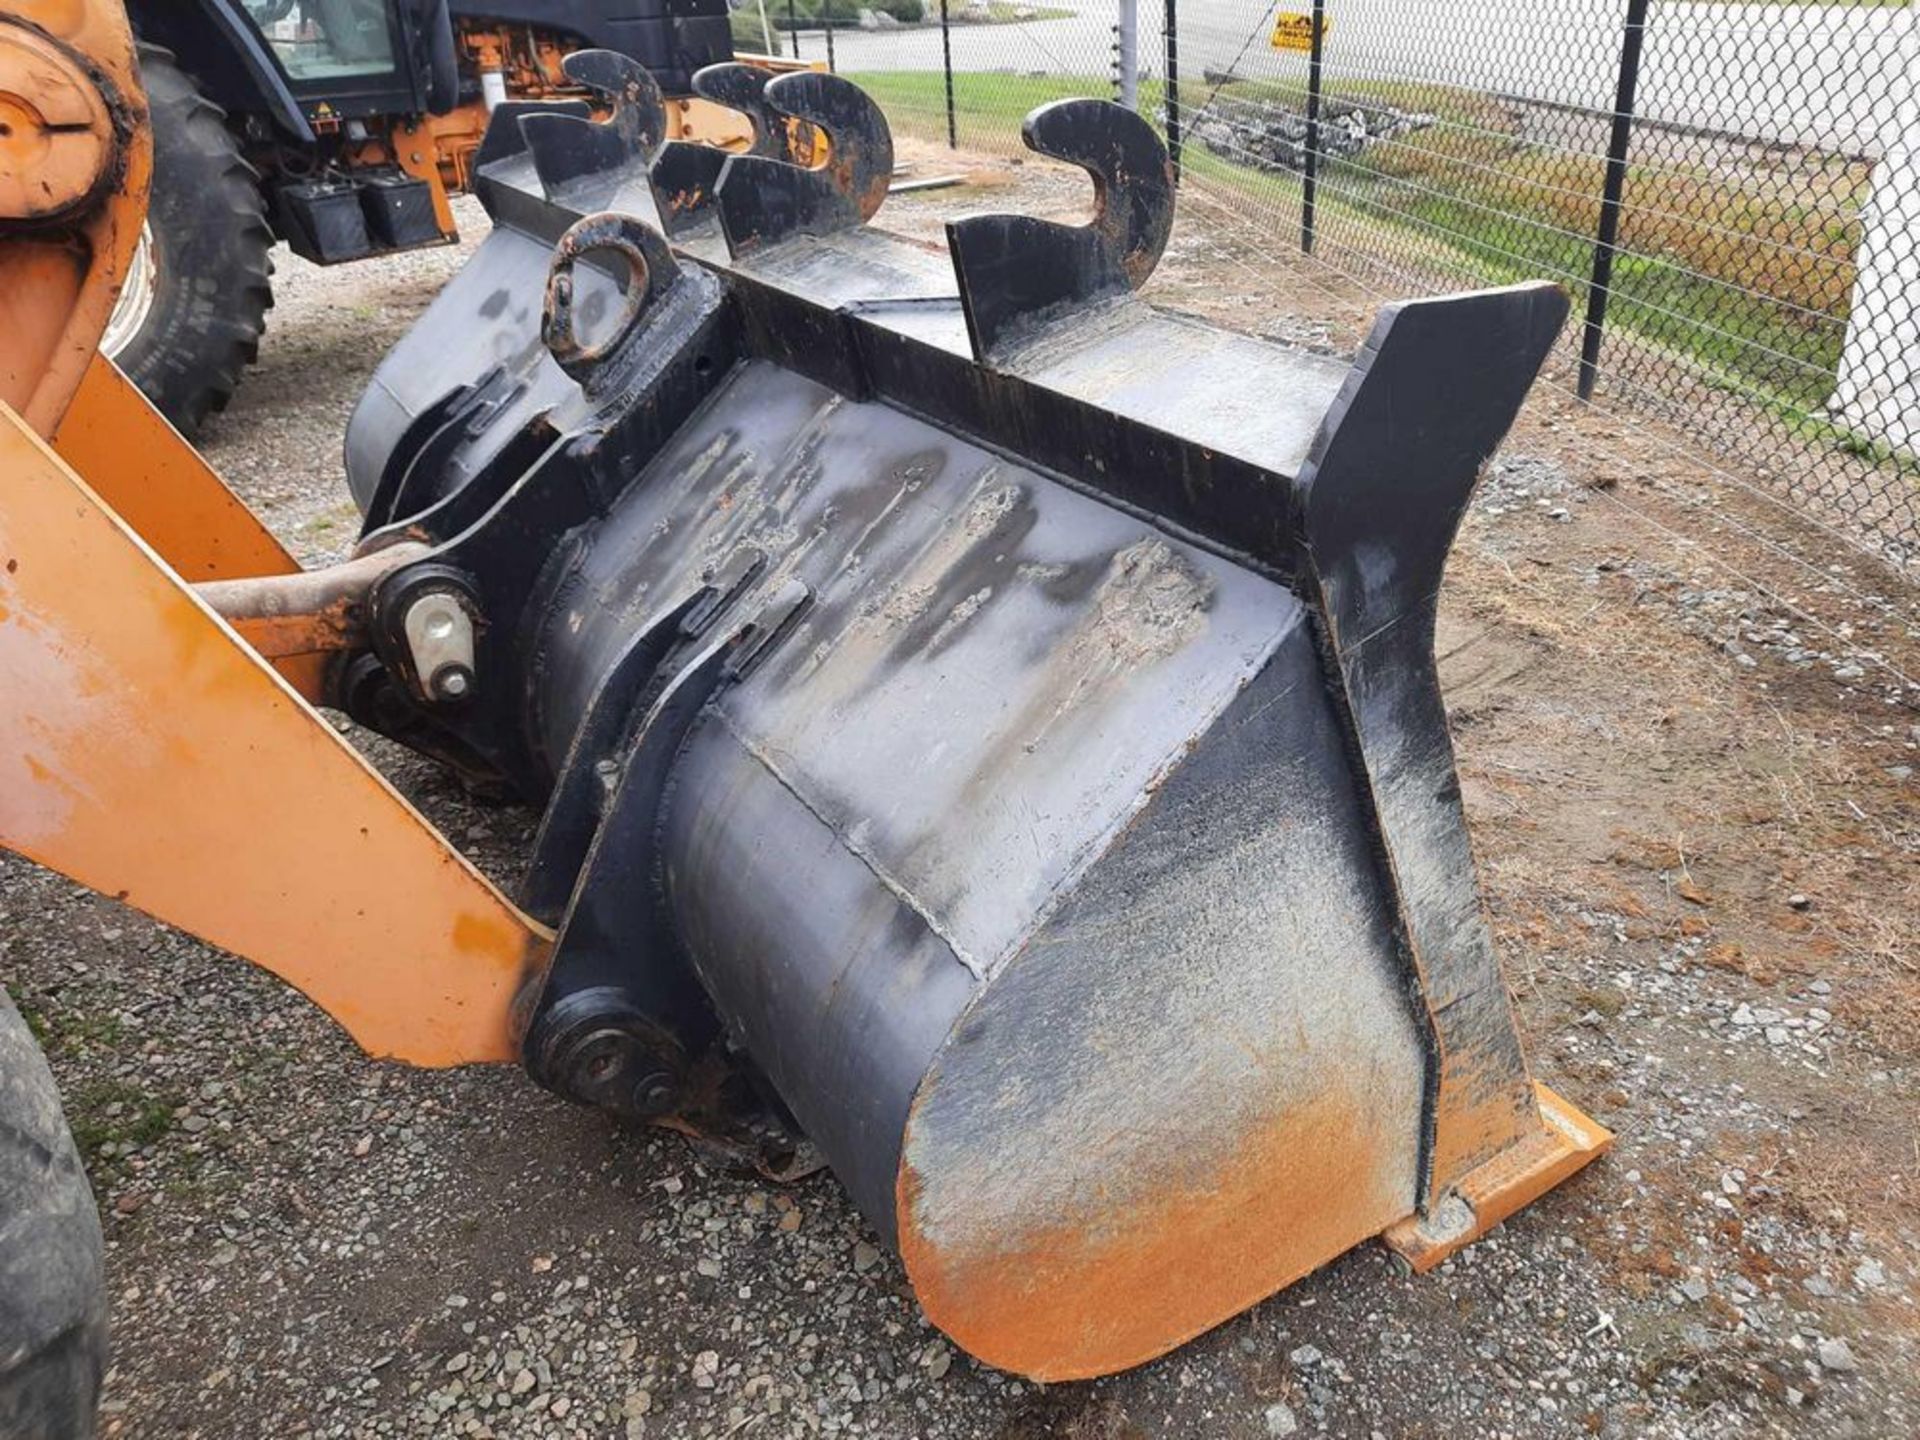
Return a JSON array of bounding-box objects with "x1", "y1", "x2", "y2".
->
[
  {"x1": 241, "y1": 0, "x2": 446, "y2": 124},
  {"x1": 109, "y1": 0, "x2": 730, "y2": 434}
]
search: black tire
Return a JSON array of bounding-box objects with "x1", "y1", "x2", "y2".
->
[
  {"x1": 106, "y1": 44, "x2": 274, "y2": 436},
  {"x1": 0, "y1": 988, "x2": 106, "y2": 1440}
]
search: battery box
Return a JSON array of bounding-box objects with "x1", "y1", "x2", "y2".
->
[
  {"x1": 358, "y1": 171, "x2": 443, "y2": 250},
  {"x1": 275, "y1": 178, "x2": 372, "y2": 265}
]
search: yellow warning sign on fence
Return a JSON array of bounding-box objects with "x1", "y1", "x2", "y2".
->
[{"x1": 1270, "y1": 12, "x2": 1329, "y2": 52}]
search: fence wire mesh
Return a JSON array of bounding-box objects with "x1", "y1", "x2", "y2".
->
[{"x1": 794, "y1": 0, "x2": 1920, "y2": 569}]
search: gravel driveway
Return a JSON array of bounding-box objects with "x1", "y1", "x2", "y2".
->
[{"x1": 5, "y1": 158, "x2": 1916, "y2": 1440}]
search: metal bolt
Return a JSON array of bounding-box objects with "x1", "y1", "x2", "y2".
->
[
  {"x1": 632, "y1": 1071, "x2": 677, "y2": 1116},
  {"x1": 433, "y1": 665, "x2": 473, "y2": 701}
]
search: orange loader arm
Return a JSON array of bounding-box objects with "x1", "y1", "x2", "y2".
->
[{"x1": 0, "y1": 0, "x2": 550, "y2": 1067}]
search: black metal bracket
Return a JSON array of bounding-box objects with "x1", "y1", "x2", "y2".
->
[
  {"x1": 520, "y1": 50, "x2": 668, "y2": 209},
  {"x1": 1293, "y1": 281, "x2": 1569, "y2": 1208},
  {"x1": 543, "y1": 211, "x2": 687, "y2": 385},
  {"x1": 365, "y1": 560, "x2": 485, "y2": 705},
  {"x1": 696, "y1": 61, "x2": 794, "y2": 158},
  {"x1": 356, "y1": 373, "x2": 494, "y2": 536},
  {"x1": 520, "y1": 547, "x2": 767, "y2": 924},
  {"x1": 350, "y1": 211, "x2": 735, "y2": 795},
  {"x1": 524, "y1": 581, "x2": 812, "y2": 1122},
  {"x1": 714, "y1": 71, "x2": 893, "y2": 258},
  {"x1": 946, "y1": 98, "x2": 1174, "y2": 362},
  {"x1": 361, "y1": 437, "x2": 610, "y2": 797},
  {"x1": 359, "y1": 420, "x2": 565, "y2": 554},
  {"x1": 472, "y1": 98, "x2": 592, "y2": 174},
  {"x1": 649, "y1": 62, "x2": 793, "y2": 237},
  {"x1": 519, "y1": 596, "x2": 706, "y2": 926}
]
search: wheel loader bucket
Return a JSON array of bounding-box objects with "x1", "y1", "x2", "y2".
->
[{"x1": 8, "y1": 47, "x2": 1607, "y2": 1381}]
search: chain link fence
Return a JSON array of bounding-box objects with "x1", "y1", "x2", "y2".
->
[{"x1": 784, "y1": 0, "x2": 1919, "y2": 570}]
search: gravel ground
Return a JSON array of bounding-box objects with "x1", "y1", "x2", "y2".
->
[{"x1": 5, "y1": 146, "x2": 1917, "y2": 1440}]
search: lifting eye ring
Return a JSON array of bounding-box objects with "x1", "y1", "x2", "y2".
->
[{"x1": 542, "y1": 213, "x2": 655, "y2": 377}]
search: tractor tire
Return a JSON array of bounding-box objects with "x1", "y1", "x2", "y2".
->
[
  {"x1": 104, "y1": 44, "x2": 274, "y2": 436},
  {"x1": 0, "y1": 988, "x2": 106, "y2": 1440}
]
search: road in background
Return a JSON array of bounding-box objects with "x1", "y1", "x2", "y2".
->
[{"x1": 825, "y1": 0, "x2": 1915, "y2": 153}]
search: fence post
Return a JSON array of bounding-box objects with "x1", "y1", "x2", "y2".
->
[
  {"x1": 1164, "y1": 0, "x2": 1180, "y2": 182},
  {"x1": 940, "y1": 0, "x2": 957, "y2": 148},
  {"x1": 1301, "y1": 0, "x2": 1324, "y2": 254},
  {"x1": 1115, "y1": 0, "x2": 1139, "y2": 110},
  {"x1": 824, "y1": 5, "x2": 835, "y2": 71},
  {"x1": 1579, "y1": 0, "x2": 1650, "y2": 402},
  {"x1": 786, "y1": 0, "x2": 800, "y2": 58}
]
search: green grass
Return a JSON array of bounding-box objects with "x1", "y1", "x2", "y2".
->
[
  {"x1": 16, "y1": 994, "x2": 126, "y2": 1058},
  {"x1": 16, "y1": 992, "x2": 177, "y2": 1171},
  {"x1": 68, "y1": 1079, "x2": 176, "y2": 1170},
  {"x1": 849, "y1": 68, "x2": 1871, "y2": 427},
  {"x1": 17, "y1": 995, "x2": 51, "y2": 1047},
  {"x1": 848, "y1": 68, "x2": 1124, "y2": 137}
]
